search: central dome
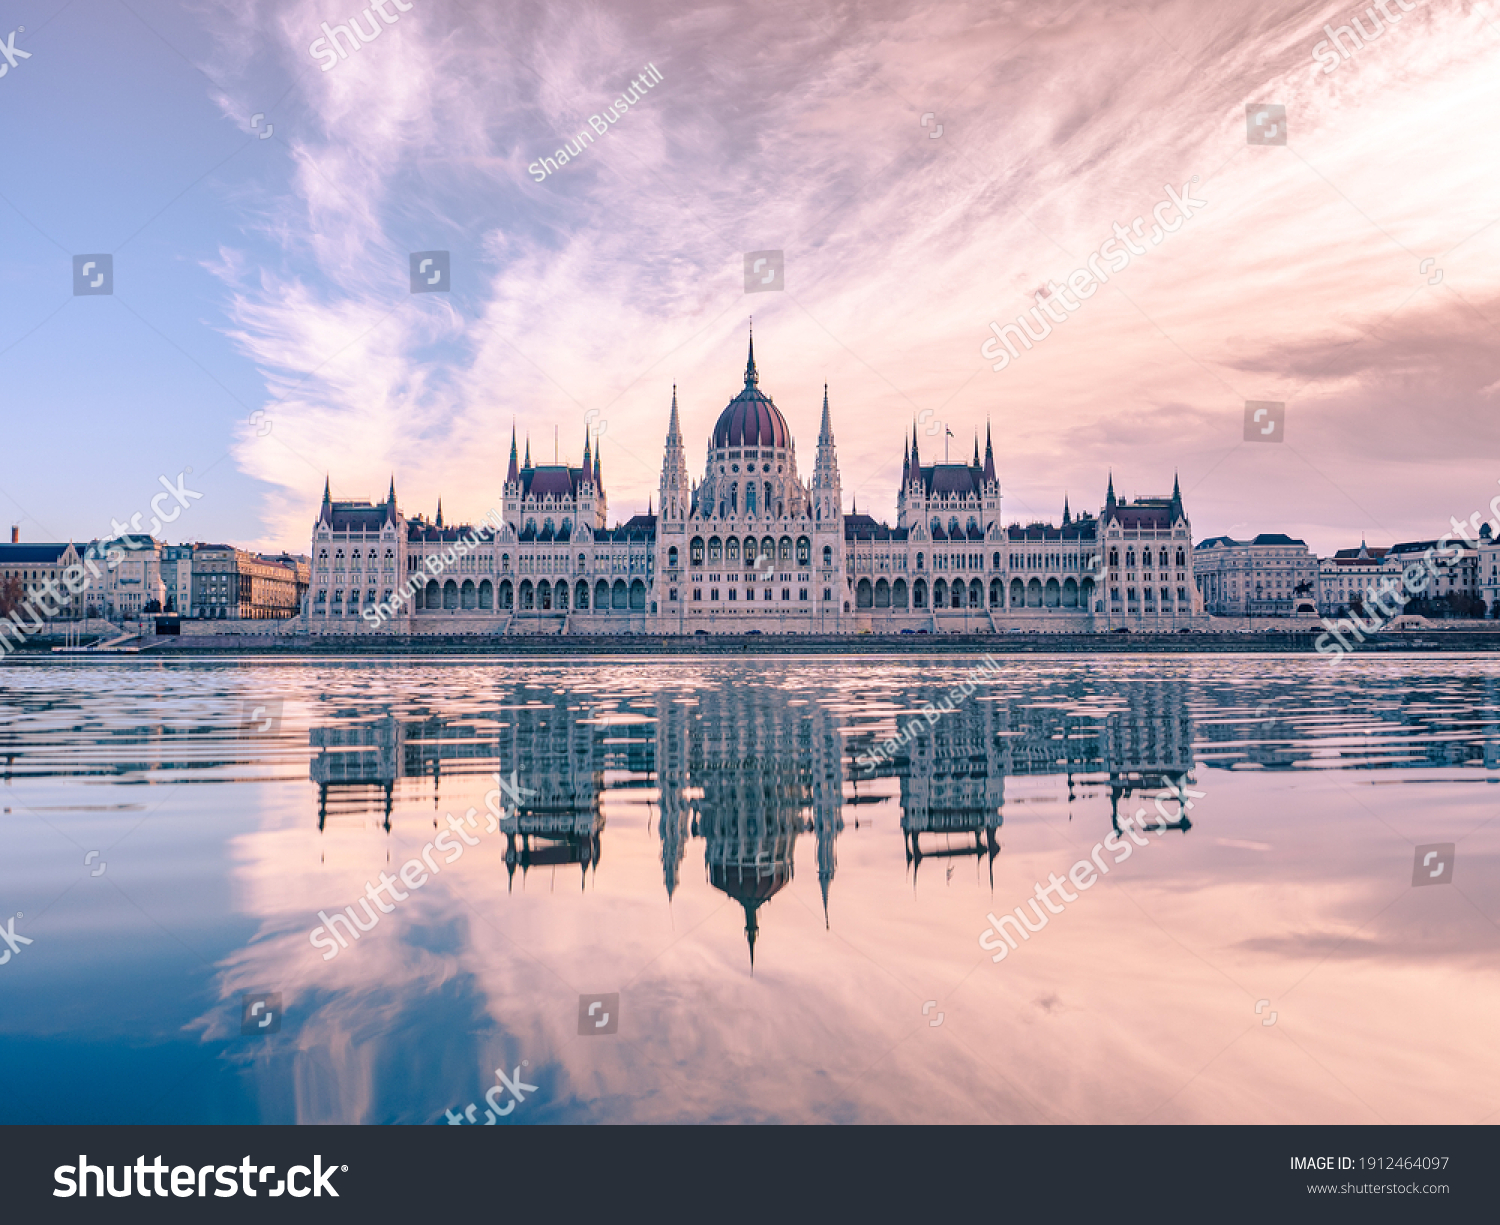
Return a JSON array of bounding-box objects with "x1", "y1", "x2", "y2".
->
[{"x1": 712, "y1": 335, "x2": 790, "y2": 450}]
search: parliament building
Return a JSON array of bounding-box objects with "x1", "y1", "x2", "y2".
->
[{"x1": 307, "y1": 337, "x2": 1205, "y2": 635}]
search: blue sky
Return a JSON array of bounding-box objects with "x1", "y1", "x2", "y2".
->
[{"x1": 3, "y1": 0, "x2": 1500, "y2": 556}]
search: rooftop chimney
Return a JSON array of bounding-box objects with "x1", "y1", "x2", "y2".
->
[{"x1": 9, "y1": 526, "x2": 16, "y2": 544}]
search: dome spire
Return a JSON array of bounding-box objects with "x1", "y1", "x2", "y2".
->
[{"x1": 744, "y1": 320, "x2": 758, "y2": 387}]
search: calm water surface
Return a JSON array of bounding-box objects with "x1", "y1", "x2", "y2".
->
[{"x1": 1, "y1": 655, "x2": 1497, "y2": 1124}]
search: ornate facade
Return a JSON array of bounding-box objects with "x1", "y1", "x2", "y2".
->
[{"x1": 307, "y1": 336, "x2": 1204, "y2": 634}]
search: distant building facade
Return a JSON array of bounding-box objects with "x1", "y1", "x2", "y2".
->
[
  {"x1": 307, "y1": 339, "x2": 1203, "y2": 635},
  {"x1": 1194, "y1": 533, "x2": 1317, "y2": 617},
  {"x1": 192, "y1": 546, "x2": 306, "y2": 619}
]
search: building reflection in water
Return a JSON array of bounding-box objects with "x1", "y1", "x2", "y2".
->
[{"x1": 306, "y1": 675, "x2": 1197, "y2": 963}]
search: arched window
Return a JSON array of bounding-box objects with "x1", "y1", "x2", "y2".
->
[
  {"x1": 727, "y1": 537, "x2": 740, "y2": 563},
  {"x1": 1108, "y1": 548, "x2": 1118, "y2": 567},
  {"x1": 668, "y1": 546, "x2": 679, "y2": 567},
  {"x1": 708, "y1": 537, "x2": 723, "y2": 563},
  {"x1": 930, "y1": 518, "x2": 941, "y2": 536},
  {"x1": 1176, "y1": 548, "x2": 1186, "y2": 568},
  {"x1": 822, "y1": 545, "x2": 833, "y2": 567},
  {"x1": 745, "y1": 483, "x2": 757, "y2": 513},
  {"x1": 730, "y1": 483, "x2": 738, "y2": 513},
  {"x1": 796, "y1": 537, "x2": 810, "y2": 565},
  {"x1": 949, "y1": 517, "x2": 960, "y2": 535},
  {"x1": 690, "y1": 537, "x2": 704, "y2": 566},
  {"x1": 779, "y1": 537, "x2": 792, "y2": 561},
  {"x1": 916, "y1": 552, "x2": 925, "y2": 571},
  {"x1": 1126, "y1": 549, "x2": 1136, "y2": 568}
]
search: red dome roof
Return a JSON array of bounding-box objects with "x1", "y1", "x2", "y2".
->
[
  {"x1": 712, "y1": 387, "x2": 789, "y2": 449},
  {"x1": 712, "y1": 334, "x2": 789, "y2": 448}
]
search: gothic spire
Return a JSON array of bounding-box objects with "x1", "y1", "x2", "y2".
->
[
  {"x1": 819, "y1": 384, "x2": 833, "y2": 443},
  {"x1": 982, "y1": 421, "x2": 996, "y2": 483},
  {"x1": 972, "y1": 433, "x2": 980, "y2": 467},
  {"x1": 507, "y1": 424, "x2": 520, "y2": 484},
  {"x1": 435, "y1": 499, "x2": 443, "y2": 528},
  {"x1": 668, "y1": 384, "x2": 682, "y2": 441},
  {"x1": 387, "y1": 474, "x2": 396, "y2": 506},
  {"x1": 523, "y1": 436, "x2": 532, "y2": 471},
  {"x1": 582, "y1": 428, "x2": 591, "y2": 477},
  {"x1": 744, "y1": 325, "x2": 758, "y2": 387},
  {"x1": 594, "y1": 441, "x2": 603, "y2": 492},
  {"x1": 322, "y1": 475, "x2": 331, "y2": 506},
  {"x1": 1062, "y1": 494, "x2": 1071, "y2": 526}
]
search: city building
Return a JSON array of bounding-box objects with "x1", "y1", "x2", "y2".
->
[
  {"x1": 1317, "y1": 541, "x2": 1388, "y2": 616},
  {"x1": 1381, "y1": 539, "x2": 1480, "y2": 616},
  {"x1": 1193, "y1": 533, "x2": 1317, "y2": 617},
  {"x1": 161, "y1": 544, "x2": 195, "y2": 615},
  {"x1": 88, "y1": 535, "x2": 165, "y2": 620},
  {"x1": 192, "y1": 546, "x2": 306, "y2": 619},
  {"x1": 308, "y1": 337, "x2": 1203, "y2": 635},
  {"x1": 0, "y1": 534, "x2": 87, "y2": 621}
]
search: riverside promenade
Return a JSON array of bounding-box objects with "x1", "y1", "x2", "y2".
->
[{"x1": 9, "y1": 629, "x2": 1500, "y2": 658}]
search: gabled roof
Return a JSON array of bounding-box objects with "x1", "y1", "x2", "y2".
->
[
  {"x1": 320, "y1": 497, "x2": 398, "y2": 532},
  {"x1": 594, "y1": 514, "x2": 657, "y2": 543},
  {"x1": 921, "y1": 464, "x2": 983, "y2": 499},
  {"x1": 0, "y1": 543, "x2": 78, "y2": 564},
  {"x1": 523, "y1": 465, "x2": 583, "y2": 499},
  {"x1": 844, "y1": 514, "x2": 909, "y2": 542},
  {"x1": 1005, "y1": 518, "x2": 1098, "y2": 543}
]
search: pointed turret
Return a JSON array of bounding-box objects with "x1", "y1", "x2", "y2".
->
[
  {"x1": 387, "y1": 475, "x2": 396, "y2": 506},
  {"x1": 506, "y1": 425, "x2": 519, "y2": 484},
  {"x1": 435, "y1": 499, "x2": 443, "y2": 528},
  {"x1": 910, "y1": 421, "x2": 921, "y2": 477},
  {"x1": 523, "y1": 437, "x2": 532, "y2": 471},
  {"x1": 659, "y1": 384, "x2": 688, "y2": 523},
  {"x1": 582, "y1": 430, "x2": 592, "y2": 483},
  {"x1": 744, "y1": 327, "x2": 758, "y2": 387},
  {"x1": 812, "y1": 384, "x2": 842, "y2": 524},
  {"x1": 1062, "y1": 495, "x2": 1071, "y2": 526},
  {"x1": 744, "y1": 902, "x2": 759, "y2": 970},
  {"x1": 1106, "y1": 472, "x2": 1117, "y2": 509},
  {"x1": 982, "y1": 421, "x2": 997, "y2": 483},
  {"x1": 594, "y1": 442, "x2": 603, "y2": 492},
  {"x1": 972, "y1": 433, "x2": 980, "y2": 468},
  {"x1": 902, "y1": 435, "x2": 910, "y2": 486},
  {"x1": 1169, "y1": 471, "x2": 1183, "y2": 522},
  {"x1": 320, "y1": 475, "x2": 332, "y2": 524}
]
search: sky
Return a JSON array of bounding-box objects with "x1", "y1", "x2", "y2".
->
[{"x1": 3, "y1": 0, "x2": 1499, "y2": 558}]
